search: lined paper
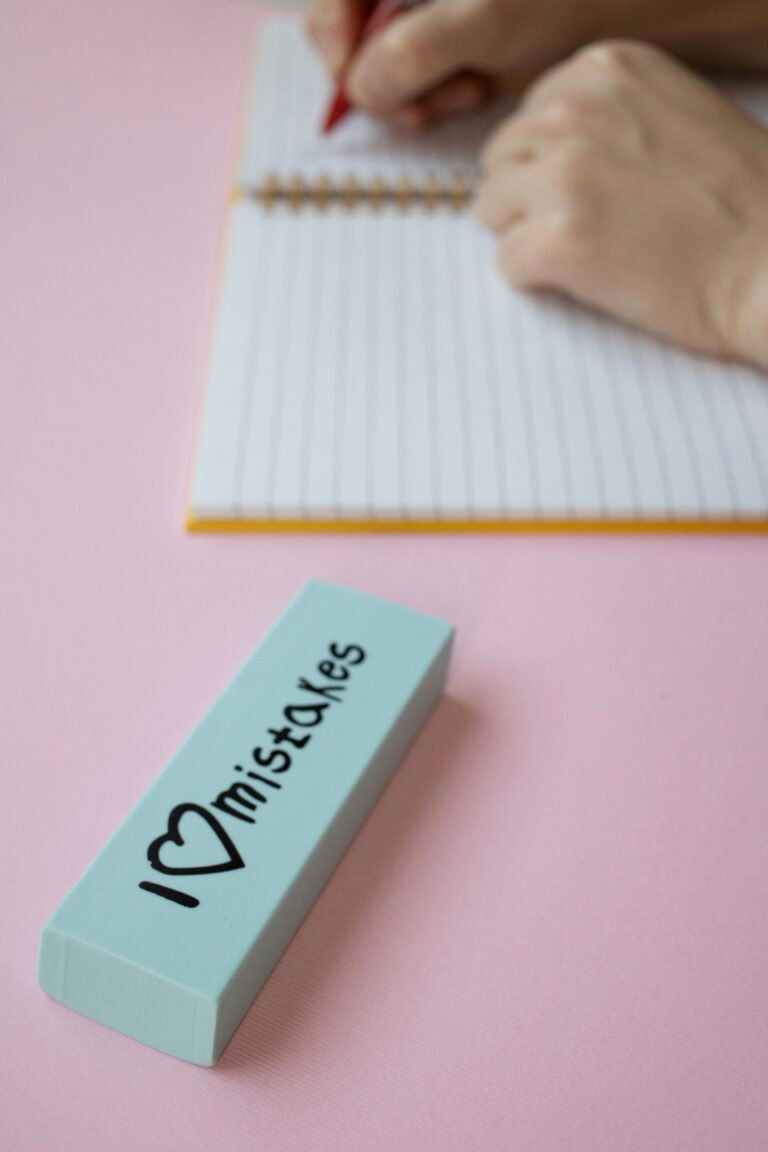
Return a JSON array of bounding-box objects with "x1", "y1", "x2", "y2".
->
[{"x1": 190, "y1": 19, "x2": 768, "y2": 526}]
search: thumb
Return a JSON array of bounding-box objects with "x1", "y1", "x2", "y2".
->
[{"x1": 346, "y1": 0, "x2": 474, "y2": 111}]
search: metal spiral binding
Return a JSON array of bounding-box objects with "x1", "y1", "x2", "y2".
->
[{"x1": 244, "y1": 173, "x2": 473, "y2": 211}]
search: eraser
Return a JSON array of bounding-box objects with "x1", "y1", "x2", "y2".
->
[{"x1": 39, "y1": 581, "x2": 453, "y2": 1065}]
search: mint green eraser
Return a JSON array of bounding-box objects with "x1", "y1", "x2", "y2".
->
[{"x1": 39, "y1": 581, "x2": 453, "y2": 1065}]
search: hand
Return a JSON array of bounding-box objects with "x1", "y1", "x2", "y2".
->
[
  {"x1": 306, "y1": 0, "x2": 768, "y2": 127},
  {"x1": 475, "y1": 41, "x2": 768, "y2": 368},
  {"x1": 306, "y1": 0, "x2": 595, "y2": 126}
]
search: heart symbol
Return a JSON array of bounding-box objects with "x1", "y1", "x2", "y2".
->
[{"x1": 147, "y1": 803, "x2": 245, "y2": 876}]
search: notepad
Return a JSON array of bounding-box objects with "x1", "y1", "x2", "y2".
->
[{"x1": 189, "y1": 18, "x2": 768, "y2": 529}]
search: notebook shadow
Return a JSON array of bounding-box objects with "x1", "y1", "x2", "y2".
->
[{"x1": 215, "y1": 693, "x2": 480, "y2": 1073}]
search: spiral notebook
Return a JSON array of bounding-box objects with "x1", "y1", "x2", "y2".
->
[{"x1": 188, "y1": 18, "x2": 768, "y2": 530}]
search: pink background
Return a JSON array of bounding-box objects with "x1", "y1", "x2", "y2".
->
[{"x1": 2, "y1": 2, "x2": 767, "y2": 1148}]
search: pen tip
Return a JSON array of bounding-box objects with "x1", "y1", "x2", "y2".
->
[{"x1": 322, "y1": 91, "x2": 350, "y2": 134}]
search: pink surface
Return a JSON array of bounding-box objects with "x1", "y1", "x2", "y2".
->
[{"x1": 2, "y1": 2, "x2": 768, "y2": 1148}]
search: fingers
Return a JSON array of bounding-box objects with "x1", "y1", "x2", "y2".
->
[
  {"x1": 495, "y1": 220, "x2": 570, "y2": 292},
  {"x1": 422, "y1": 71, "x2": 488, "y2": 118},
  {"x1": 480, "y1": 42, "x2": 658, "y2": 174},
  {"x1": 476, "y1": 145, "x2": 606, "y2": 232},
  {"x1": 478, "y1": 162, "x2": 610, "y2": 304},
  {"x1": 389, "y1": 73, "x2": 489, "y2": 131},
  {"x1": 472, "y1": 39, "x2": 754, "y2": 358},
  {"x1": 480, "y1": 97, "x2": 619, "y2": 172},
  {"x1": 480, "y1": 108, "x2": 568, "y2": 171},
  {"x1": 475, "y1": 46, "x2": 629, "y2": 299},
  {"x1": 345, "y1": 0, "x2": 477, "y2": 112},
  {"x1": 306, "y1": 0, "x2": 367, "y2": 75},
  {"x1": 520, "y1": 41, "x2": 643, "y2": 111},
  {"x1": 474, "y1": 164, "x2": 537, "y2": 231}
]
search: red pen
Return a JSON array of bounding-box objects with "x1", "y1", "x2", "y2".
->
[{"x1": 321, "y1": 0, "x2": 409, "y2": 133}]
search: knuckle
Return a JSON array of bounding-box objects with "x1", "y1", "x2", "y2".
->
[
  {"x1": 379, "y1": 26, "x2": 426, "y2": 89},
  {"x1": 474, "y1": 175, "x2": 512, "y2": 232},
  {"x1": 481, "y1": 120, "x2": 515, "y2": 166},
  {"x1": 501, "y1": 210, "x2": 600, "y2": 288},
  {"x1": 543, "y1": 206, "x2": 597, "y2": 260},
  {"x1": 537, "y1": 95, "x2": 598, "y2": 135},
  {"x1": 547, "y1": 142, "x2": 597, "y2": 192},
  {"x1": 577, "y1": 39, "x2": 648, "y2": 80}
]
